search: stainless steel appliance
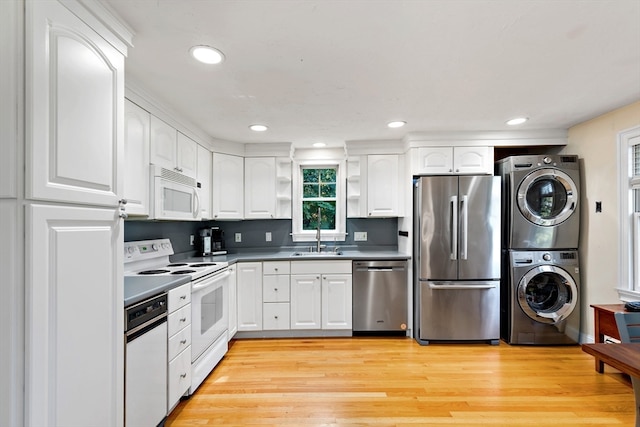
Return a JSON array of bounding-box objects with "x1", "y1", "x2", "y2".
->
[
  {"x1": 414, "y1": 175, "x2": 501, "y2": 345},
  {"x1": 124, "y1": 238, "x2": 230, "y2": 396},
  {"x1": 125, "y1": 293, "x2": 168, "y2": 427},
  {"x1": 495, "y1": 155, "x2": 580, "y2": 250},
  {"x1": 352, "y1": 260, "x2": 408, "y2": 333},
  {"x1": 503, "y1": 250, "x2": 580, "y2": 344}
]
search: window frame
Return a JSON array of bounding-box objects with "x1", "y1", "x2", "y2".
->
[
  {"x1": 617, "y1": 125, "x2": 640, "y2": 299},
  {"x1": 292, "y1": 159, "x2": 346, "y2": 242}
]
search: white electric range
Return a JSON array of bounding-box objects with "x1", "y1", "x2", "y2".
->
[{"x1": 124, "y1": 238, "x2": 230, "y2": 396}]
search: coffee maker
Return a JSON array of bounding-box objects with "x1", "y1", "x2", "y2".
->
[{"x1": 197, "y1": 227, "x2": 225, "y2": 256}]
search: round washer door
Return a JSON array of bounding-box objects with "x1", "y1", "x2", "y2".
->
[
  {"x1": 516, "y1": 168, "x2": 578, "y2": 226},
  {"x1": 517, "y1": 265, "x2": 578, "y2": 324}
]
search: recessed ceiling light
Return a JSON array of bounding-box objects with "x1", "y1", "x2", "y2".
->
[
  {"x1": 190, "y1": 45, "x2": 225, "y2": 64},
  {"x1": 249, "y1": 124, "x2": 268, "y2": 132},
  {"x1": 506, "y1": 117, "x2": 528, "y2": 126},
  {"x1": 313, "y1": 142, "x2": 326, "y2": 148},
  {"x1": 387, "y1": 121, "x2": 406, "y2": 128}
]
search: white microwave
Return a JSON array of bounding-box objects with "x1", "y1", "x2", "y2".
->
[{"x1": 150, "y1": 165, "x2": 201, "y2": 221}]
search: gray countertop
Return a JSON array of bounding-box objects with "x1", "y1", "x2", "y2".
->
[{"x1": 125, "y1": 249, "x2": 410, "y2": 307}]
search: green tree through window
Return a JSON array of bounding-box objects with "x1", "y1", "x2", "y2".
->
[{"x1": 302, "y1": 167, "x2": 336, "y2": 230}]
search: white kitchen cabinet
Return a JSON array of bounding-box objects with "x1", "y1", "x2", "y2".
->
[
  {"x1": 367, "y1": 154, "x2": 403, "y2": 217},
  {"x1": 245, "y1": 157, "x2": 276, "y2": 219},
  {"x1": 413, "y1": 146, "x2": 493, "y2": 175},
  {"x1": 123, "y1": 99, "x2": 150, "y2": 216},
  {"x1": 196, "y1": 145, "x2": 212, "y2": 219},
  {"x1": 228, "y1": 264, "x2": 238, "y2": 340},
  {"x1": 212, "y1": 152, "x2": 244, "y2": 220},
  {"x1": 322, "y1": 274, "x2": 353, "y2": 330},
  {"x1": 25, "y1": 1, "x2": 127, "y2": 426},
  {"x1": 26, "y1": 203, "x2": 123, "y2": 427},
  {"x1": 167, "y1": 283, "x2": 191, "y2": 412},
  {"x1": 150, "y1": 117, "x2": 197, "y2": 179},
  {"x1": 290, "y1": 274, "x2": 322, "y2": 329},
  {"x1": 236, "y1": 262, "x2": 263, "y2": 331},
  {"x1": 263, "y1": 261, "x2": 291, "y2": 330}
]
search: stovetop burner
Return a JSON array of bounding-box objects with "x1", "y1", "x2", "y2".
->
[
  {"x1": 138, "y1": 269, "x2": 171, "y2": 275},
  {"x1": 167, "y1": 263, "x2": 188, "y2": 267},
  {"x1": 171, "y1": 270, "x2": 197, "y2": 275},
  {"x1": 190, "y1": 263, "x2": 218, "y2": 267}
]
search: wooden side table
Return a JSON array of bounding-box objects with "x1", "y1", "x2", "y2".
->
[{"x1": 590, "y1": 304, "x2": 627, "y2": 373}]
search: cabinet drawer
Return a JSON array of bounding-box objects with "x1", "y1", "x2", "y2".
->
[
  {"x1": 168, "y1": 347, "x2": 191, "y2": 411},
  {"x1": 263, "y1": 303, "x2": 290, "y2": 330},
  {"x1": 168, "y1": 324, "x2": 191, "y2": 361},
  {"x1": 168, "y1": 283, "x2": 191, "y2": 311},
  {"x1": 263, "y1": 261, "x2": 290, "y2": 275},
  {"x1": 263, "y1": 275, "x2": 290, "y2": 302},
  {"x1": 168, "y1": 304, "x2": 191, "y2": 336},
  {"x1": 291, "y1": 260, "x2": 352, "y2": 275}
]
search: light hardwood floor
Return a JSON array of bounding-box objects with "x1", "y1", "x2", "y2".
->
[{"x1": 166, "y1": 337, "x2": 635, "y2": 426}]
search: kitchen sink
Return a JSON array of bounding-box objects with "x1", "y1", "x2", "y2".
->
[{"x1": 291, "y1": 251, "x2": 343, "y2": 257}]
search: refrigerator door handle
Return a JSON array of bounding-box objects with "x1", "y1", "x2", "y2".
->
[
  {"x1": 459, "y1": 195, "x2": 468, "y2": 260},
  {"x1": 450, "y1": 195, "x2": 458, "y2": 260},
  {"x1": 428, "y1": 282, "x2": 497, "y2": 290}
]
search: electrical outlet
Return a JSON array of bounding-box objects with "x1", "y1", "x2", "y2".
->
[
  {"x1": 354, "y1": 231, "x2": 368, "y2": 241},
  {"x1": 235, "y1": 233, "x2": 242, "y2": 243},
  {"x1": 265, "y1": 232, "x2": 272, "y2": 242},
  {"x1": 190, "y1": 235, "x2": 194, "y2": 246}
]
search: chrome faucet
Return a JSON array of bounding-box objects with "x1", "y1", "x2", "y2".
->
[{"x1": 316, "y1": 207, "x2": 321, "y2": 253}]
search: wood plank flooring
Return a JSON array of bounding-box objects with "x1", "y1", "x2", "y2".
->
[{"x1": 166, "y1": 337, "x2": 635, "y2": 426}]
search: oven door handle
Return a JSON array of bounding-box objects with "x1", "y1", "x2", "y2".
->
[{"x1": 191, "y1": 269, "x2": 230, "y2": 292}]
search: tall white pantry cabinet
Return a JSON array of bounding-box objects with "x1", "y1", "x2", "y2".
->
[{"x1": 2, "y1": 1, "x2": 131, "y2": 426}]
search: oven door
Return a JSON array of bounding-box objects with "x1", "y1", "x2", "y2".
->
[
  {"x1": 191, "y1": 269, "x2": 230, "y2": 362},
  {"x1": 153, "y1": 176, "x2": 202, "y2": 221}
]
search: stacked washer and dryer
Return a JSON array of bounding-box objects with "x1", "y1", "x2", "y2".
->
[{"x1": 496, "y1": 155, "x2": 581, "y2": 345}]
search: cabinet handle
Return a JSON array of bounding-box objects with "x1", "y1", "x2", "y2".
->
[
  {"x1": 180, "y1": 295, "x2": 186, "y2": 300},
  {"x1": 118, "y1": 199, "x2": 128, "y2": 205},
  {"x1": 180, "y1": 339, "x2": 187, "y2": 344},
  {"x1": 274, "y1": 316, "x2": 278, "y2": 319},
  {"x1": 274, "y1": 268, "x2": 278, "y2": 271},
  {"x1": 180, "y1": 317, "x2": 187, "y2": 322},
  {"x1": 274, "y1": 288, "x2": 278, "y2": 292},
  {"x1": 180, "y1": 373, "x2": 187, "y2": 378},
  {"x1": 118, "y1": 209, "x2": 128, "y2": 219}
]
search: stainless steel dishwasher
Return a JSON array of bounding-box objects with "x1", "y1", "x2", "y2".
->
[{"x1": 352, "y1": 260, "x2": 408, "y2": 333}]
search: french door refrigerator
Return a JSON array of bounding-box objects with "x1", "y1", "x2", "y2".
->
[{"x1": 414, "y1": 175, "x2": 501, "y2": 345}]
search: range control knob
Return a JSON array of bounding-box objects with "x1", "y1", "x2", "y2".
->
[
  {"x1": 543, "y1": 156, "x2": 553, "y2": 164},
  {"x1": 542, "y1": 253, "x2": 552, "y2": 261}
]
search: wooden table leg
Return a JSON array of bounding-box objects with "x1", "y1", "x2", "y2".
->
[{"x1": 594, "y1": 310, "x2": 604, "y2": 373}]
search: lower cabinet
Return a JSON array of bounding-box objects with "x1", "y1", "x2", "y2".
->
[
  {"x1": 237, "y1": 262, "x2": 263, "y2": 331},
  {"x1": 167, "y1": 283, "x2": 191, "y2": 412},
  {"x1": 228, "y1": 264, "x2": 238, "y2": 340},
  {"x1": 263, "y1": 261, "x2": 291, "y2": 330},
  {"x1": 321, "y1": 274, "x2": 353, "y2": 329}
]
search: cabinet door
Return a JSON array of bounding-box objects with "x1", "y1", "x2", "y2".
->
[
  {"x1": 367, "y1": 154, "x2": 400, "y2": 217},
  {"x1": 150, "y1": 116, "x2": 177, "y2": 171},
  {"x1": 237, "y1": 262, "x2": 263, "y2": 331},
  {"x1": 415, "y1": 147, "x2": 454, "y2": 174},
  {"x1": 196, "y1": 145, "x2": 212, "y2": 219},
  {"x1": 212, "y1": 153, "x2": 244, "y2": 219},
  {"x1": 244, "y1": 157, "x2": 276, "y2": 219},
  {"x1": 453, "y1": 146, "x2": 494, "y2": 175},
  {"x1": 322, "y1": 274, "x2": 353, "y2": 330},
  {"x1": 26, "y1": 203, "x2": 123, "y2": 427},
  {"x1": 228, "y1": 265, "x2": 238, "y2": 340},
  {"x1": 290, "y1": 274, "x2": 321, "y2": 329},
  {"x1": 177, "y1": 132, "x2": 198, "y2": 179},
  {"x1": 123, "y1": 100, "x2": 150, "y2": 216},
  {"x1": 27, "y1": 0, "x2": 124, "y2": 207}
]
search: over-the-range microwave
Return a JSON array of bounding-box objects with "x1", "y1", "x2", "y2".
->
[{"x1": 149, "y1": 165, "x2": 201, "y2": 221}]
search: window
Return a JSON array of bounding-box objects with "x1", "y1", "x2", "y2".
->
[
  {"x1": 292, "y1": 159, "x2": 346, "y2": 242},
  {"x1": 618, "y1": 126, "x2": 640, "y2": 298}
]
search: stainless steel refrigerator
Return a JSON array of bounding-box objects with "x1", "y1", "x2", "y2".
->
[{"x1": 414, "y1": 175, "x2": 501, "y2": 345}]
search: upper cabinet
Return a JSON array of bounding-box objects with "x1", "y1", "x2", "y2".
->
[
  {"x1": 123, "y1": 100, "x2": 150, "y2": 216},
  {"x1": 27, "y1": 0, "x2": 125, "y2": 207},
  {"x1": 149, "y1": 117, "x2": 197, "y2": 179},
  {"x1": 196, "y1": 145, "x2": 212, "y2": 220},
  {"x1": 412, "y1": 146, "x2": 493, "y2": 175},
  {"x1": 212, "y1": 152, "x2": 244, "y2": 220},
  {"x1": 347, "y1": 154, "x2": 404, "y2": 218},
  {"x1": 244, "y1": 157, "x2": 276, "y2": 219}
]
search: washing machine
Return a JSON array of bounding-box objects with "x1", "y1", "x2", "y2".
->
[
  {"x1": 496, "y1": 154, "x2": 580, "y2": 249},
  {"x1": 502, "y1": 250, "x2": 580, "y2": 345}
]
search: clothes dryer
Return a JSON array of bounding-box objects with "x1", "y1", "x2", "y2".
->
[
  {"x1": 496, "y1": 155, "x2": 580, "y2": 249},
  {"x1": 502, "y1": 250, "x2": 580, "y2": 345}
]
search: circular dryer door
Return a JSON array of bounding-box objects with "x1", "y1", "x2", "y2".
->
[
  {"x1": 516, "y1": 168, "x2": 578, "y2": 226},
  {"x1": 517, "y1": 265, "x2": 578, "y2": 324}
]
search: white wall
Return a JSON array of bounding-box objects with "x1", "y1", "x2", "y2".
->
[{"x1": 563, "y1": 100, "x2": 640, "y2": 341}]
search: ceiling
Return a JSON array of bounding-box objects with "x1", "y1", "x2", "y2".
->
[{"x1": 102, "y1": 0, "x2": 640, "y2": 148}]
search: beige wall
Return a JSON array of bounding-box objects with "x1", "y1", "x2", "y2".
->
[{"x1": 564, "y1": 100, "x2": 640, "y2": 341}]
